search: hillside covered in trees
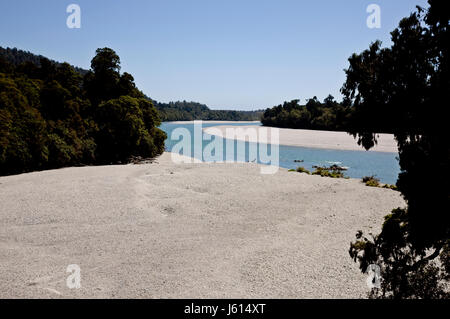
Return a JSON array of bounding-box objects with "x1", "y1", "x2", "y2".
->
[
  {"x1": 1, "y1": 47, "x2": 262, "y2": 123},
  {"x1": 154, "y1": 100, "x2": 263, "y2": 121},
  {"x1": 261, "y1": 95, "x2": 353, "y2": 131},
  {"x1": 0, "y1": 47, "x2": 166, "y2": 176},
  {"x1": 0, "y1": 46, "x2": 88, "y2": 76}
]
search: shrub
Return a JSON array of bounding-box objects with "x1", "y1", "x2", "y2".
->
[
  {"x1": 295, "y1": 166, "x2": 310, "y2": 174},
  {"x1": 363, "y1": 175, "x2": 380, "y2": 187},
  {"x1": 312, "y1": 166, "x2": 345, "y2": 178},
  {"x1": 382, "y1": 184, "x2": 398, "y2": 191}
]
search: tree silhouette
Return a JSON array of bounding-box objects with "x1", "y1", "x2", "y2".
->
[
  {"x1": 261, "y1": 97, "x2": 351, "y2": 131},
  {"x1": 344, "y1": 0, "x2": 449, "y2": 298}
]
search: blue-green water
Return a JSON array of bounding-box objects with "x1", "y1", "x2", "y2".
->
[{"x1": 160, "y1": 121, "x2": 400, "y2": 184}]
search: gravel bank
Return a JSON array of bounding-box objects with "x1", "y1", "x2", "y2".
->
[{"x1": 0, "y1": 152, "x2": 404, "y2": 298}]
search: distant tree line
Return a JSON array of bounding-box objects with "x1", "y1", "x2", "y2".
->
[
  {"x1": 153, "y1": 100, "x2": 263, "y2": 122},
  {"x1": 1, "y1": 47, "x2": 264, "y2": 124},
  {"x1": 0, "y1": 47, "x2": 165, "y2": 176},
  {"x1": 261, "y1": 95, "x2": 353, "y2": 131}
]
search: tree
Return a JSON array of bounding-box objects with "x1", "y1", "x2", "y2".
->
[
  {"x1": 0, "y1": 76, "x2": 48, "y2": 174},
  {"x1": 344, "y1": 0, "x2": 449, "y2": 298},
  {"x1": 95, "y1": 96, "x2": 164, "y2": 162},
  {"x1": 85, "y1": 48, "x2": 166, "y2": 162},
  {"x1": 84, "y1": 48, "x2": 122, "y2": 105},
  {"x1": 261, "y1": 97, "x2": 351, "y2": 131}
]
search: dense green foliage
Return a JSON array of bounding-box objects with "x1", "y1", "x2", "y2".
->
[
  {"x1": 154, "y1": 100, "x2": 263, "y2": 122},
  {"x1": 1, "y1": 47, "x2": 262, "y2": 123},
  {"x1": 362, "y1": 176, "x2": 398, "y2": 190},
  {"x1": 362, "y1": 176, "x2": 381, "y2": 187},
  {"x1": 295, "y1": 166, "x2": 310, "y2": 174},
  {"x1": 346, "y1": 1, "x2": 449, "y2": 298},
  {"x1": 0, "y1": 46, "x2": 88, "y2": 76},
  {"x1": 0, "y1": 47, "x2": 165, "y2": 176},
  {"x1": 311, "y1": 166, "x2": 346, "y2": 179},
  {"x1": 261, "y1": 95, "x2": 352, "y2": 131}
]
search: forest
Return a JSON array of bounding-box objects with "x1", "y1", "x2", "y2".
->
[
  {"x1": 261, "y1": 95, "x2": 353, "y2": 131},
  {"x1": 0, "y1": 47, "x2": 264, "y2": 176},
  {"x1": 0, "y1": 47, "x2": 262, "y2": 124},
  {"x1": 154, "y1": 100, "x2": 263, "y2": 121},
  {"x1": 0, "y1": 46, "x2": 88, "y2": 76},
  {"x1": 0, "y1": 47, "x2": 166, "y2": 176}
]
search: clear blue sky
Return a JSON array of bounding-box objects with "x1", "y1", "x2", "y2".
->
[{"x1": 0, "y1": 0, "x2": 428, "y2": 110}]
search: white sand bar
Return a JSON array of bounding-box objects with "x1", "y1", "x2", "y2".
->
[
  {"x1": 0, "y1": 153, "x2": 404, "y2": 298},
  {"x1": 204, "y1": 125, "x2": 398, "y2": 153}
]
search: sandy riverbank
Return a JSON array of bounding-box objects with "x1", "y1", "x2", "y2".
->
[
  {"x1": 0, "y1": 152, "x2": 404, "y2": 298},
  {"x1": 204, "y1": 125, "x2": 398, "y2": 153}
]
